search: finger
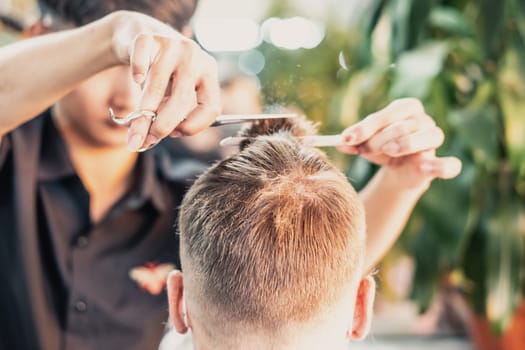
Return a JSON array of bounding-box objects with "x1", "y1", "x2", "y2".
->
[
  {"x1": 336, "y1": 145, "x2": 359, "y2": 155},
  {"x1": 381, "y1": 126, "x2": 445, "y2": 157},
  {"x1": 127, "y1": 115, "x2": 153, "y2": 152},
  {"x1": 420, "y1": 156, "x2": 462, "y2": 179},
  {"x1": 175, "y1": 68, "x2": 221, "y2": 136},
  {"x1": 364, "y1": 114, "x2": 436, "y2": 154},
  {"x1": 343, "y1": 98, "x2": 427, "y2": 145},
  {"x1": 137, "y1": 37, "x2": 179, "y2": 114},
  {"x1": 149, "y1": 72, "x2": 197, "y2": 140},
  {"x1": 358, "y1": 152, "x2": 390, "y2": 165},
  {"x1": 174, "y1": 104, "x2": 216, "y2": 136},
  {"x1": 130, "y1": 34, "x2": 156, "y2": 85}
]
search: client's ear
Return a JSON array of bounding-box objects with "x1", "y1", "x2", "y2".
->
[
  {"x1": 167, "y1": 270, "x2": 189, "y2": 334},
  {"x1": 348, "y1": 275, "x2": 376, "y2": 340}
]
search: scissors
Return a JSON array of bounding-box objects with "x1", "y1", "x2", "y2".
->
[
  {"x1": 109, "y1": 108, "x2": 298, "y2": 151},
  {"x1": 109, "y1": 109, "x2": 345, "y2": 149},
  {"x1": 109, "y1": 108, "x2": 297, "y2": 127}
]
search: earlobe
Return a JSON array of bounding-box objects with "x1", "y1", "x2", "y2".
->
[
  {"x1": 349, "y1": 275, "x2": 376, "y2": 341},
  {"x1": 166, "y1": 270, "x2": 189, "y2": 334}
]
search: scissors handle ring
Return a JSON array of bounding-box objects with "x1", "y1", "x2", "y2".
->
[{"x1": 109, "y1": 108, "x2": 157, "y2": 126}]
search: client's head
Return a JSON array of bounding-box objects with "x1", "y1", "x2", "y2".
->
[{"x1": 168, "y1": 118, "x2": 375, "y2": 350}]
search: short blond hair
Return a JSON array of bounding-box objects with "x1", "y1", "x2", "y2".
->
[{"x1": 179, "y1": 118, "x2": 365, "y2": 331}]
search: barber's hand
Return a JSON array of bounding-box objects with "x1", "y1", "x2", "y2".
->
[
  {"x1": 110, "y1": 11, "x2": 221, "y2": 151},
  {"x1": 337, "y1": 98, "x2": 462, "y2": 191}
]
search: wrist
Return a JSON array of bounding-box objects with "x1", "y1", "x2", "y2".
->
[
  {"x1": 376, "y1": 167, "x2": 431, "y2": 198},
  {"x1": 77, "y1": 13, "x2": 122, "y2": 70},
  {"x1": 105, "y1": 12, "x2": 129, "y2": 67}
]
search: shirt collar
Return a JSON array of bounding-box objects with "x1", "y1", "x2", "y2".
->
[
  {"x1": 38, "y1": 114, "x2": 167, "y2": 212},
  {"x1": 37, "y1": 112, "x2": 76, "y2": 181},
  {"x1": 127, "y1": 150, "x2": 167, "y2": 212}
]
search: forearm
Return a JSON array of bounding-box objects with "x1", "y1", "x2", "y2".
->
[
  {"x1": 360, "y1": 167, "x2": 428, "y2": 270},
  {"x1": 0, "y1": 15, "x2": 119, "y2": 135}
]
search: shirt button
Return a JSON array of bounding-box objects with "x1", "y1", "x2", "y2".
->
[
  {"x1": 74, "y1": 300, "x2": 87, "y2": 313},
  {"x1": 75, "y1": 235, "x2": 89, "y2": 249}
]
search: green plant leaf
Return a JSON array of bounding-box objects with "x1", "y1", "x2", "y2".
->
[
  {"x1": 417, "y1": 161, "x2": 476, "y2": 263},
  {"x1": 345, "y1": 156, "x2": 378, "y2": 192},
  {"x1": 477, "y1": 0, "x2": 506, "y2": 60},
  {"x1": 499, "y1": 49, "x2": 525, "y2": 174},
  {"x1": 462, "y1": 224, "x2": 489, "y2": 315},
  {"x1": 390, "y1": 41, "x2": 449, "y2": 99},
  {"x1": 484, "y1": 190, "x2": 525, "y2": 334},
  {"x1": 390, "y1": 0, "x2": 437, "y2": 59},
  {"x1": 429, "y1": 6, "x2": 473, "y2": 36},
  {"x1": 359, "y1": 0, "x2": 388, "y2": 63},
  {"x1": 410, "y1": 227, "x2": 441, "y2": 312},
  {"x1": 448, "y1": 104, "x2": 501, "y2": 170},
  {"x1": 409, "y1": 141, "x2": 476, "y2": 312},
  {"x1": 339, "y1": 65, "x2": 390, "y2": 127}
]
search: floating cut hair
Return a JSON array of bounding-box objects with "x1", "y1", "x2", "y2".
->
[
  {"x1": 39, "y1": 0, "x2": 199, "y2": 30},
  {"x1": 179, "y1": 117, "x2": 366, "y2": 331}
]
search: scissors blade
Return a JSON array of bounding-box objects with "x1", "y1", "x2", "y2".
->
[
  {"x1": 210, "y1": 113, "x2": 297, "y2": 127},
  {"x1": 109, "y1": 108, "x2": 297, "y2": 128},
  {"x1": 220, "y1": 135, "x2": 344, "y2": 147}
]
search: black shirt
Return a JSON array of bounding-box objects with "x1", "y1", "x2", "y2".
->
[{"x1": 0, "y1": 111, "x2": 206, "y2": 350}]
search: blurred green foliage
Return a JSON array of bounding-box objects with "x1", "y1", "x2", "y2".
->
[{"x1": 259, "y1": 0, "x2": 525, "y2": 334}]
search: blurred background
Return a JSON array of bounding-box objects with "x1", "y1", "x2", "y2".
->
[{"x1": 2, "y1": 0, "x2": 525, "y2": 349}]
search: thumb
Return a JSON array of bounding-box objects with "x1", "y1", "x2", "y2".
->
[{"x1": 420, "y1": 156, "x2": 462, "y2": 180}]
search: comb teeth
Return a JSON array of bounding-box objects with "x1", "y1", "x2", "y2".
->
[
  {"x1": 235, "y1": 114, "x2": 319, "y2": 150},
  {"x1": 239, "y1": 115, "x2": 317, "y2": 137},
  {"x1": 220, "y1": 135, "x2": 344, "y2": 148}
]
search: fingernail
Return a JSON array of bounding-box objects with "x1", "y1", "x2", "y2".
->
[
  {"x1": 420, "y1": 163, "x2": 434, "y2": 172},
  {"x1": 128, "y1": 134, "x2": 144, "y2": 152},
  {"x1": 133, "y1": 74, "x2": 144, "y2": 84},
  {"x1": 144, "y1": 134, "x2": 159, "y2": 147},
  {"x1": 171, "y1": 131, "x2": 183, "y2": 138},
  {"x1": 343, "y1": 131, "x2": 357, "y2": 144},
  {"x1": 383, "y1": 142, "x2": 400, "y2": 155}
]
